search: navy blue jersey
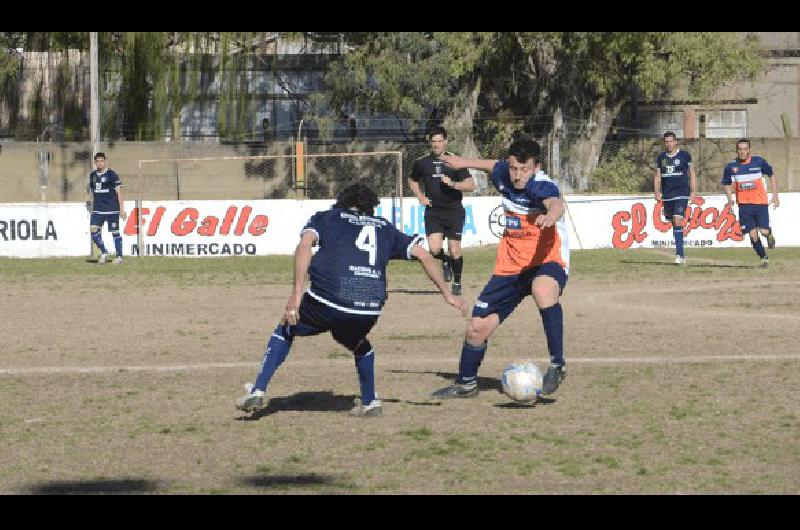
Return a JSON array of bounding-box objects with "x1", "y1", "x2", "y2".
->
[
  {"x1": 655, "y1": 149, "x2": 692, "y2": 200},
  {"x1": 302, "y1": 207, "x2": 424, "y2": 314},
  {"x1": 89, "y1": 169, "x2": 123, "y2": 213}
]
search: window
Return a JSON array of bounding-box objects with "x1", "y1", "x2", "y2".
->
[
  {"x1": 699, "y1": 110, "x2": 747, "y2": 138},
  {"x1": 637, "y1": 110, "x2": 684, "y2": 138}
]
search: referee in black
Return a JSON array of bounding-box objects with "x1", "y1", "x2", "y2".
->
[{"x1": 409, "y1": 126, "x2": 475, "y2": 296}]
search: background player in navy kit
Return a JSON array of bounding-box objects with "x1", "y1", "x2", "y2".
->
[
  {"x1": 654, "y1": 132, "x2": 697, "y2": 265},
  {"x1": 87, "y1": 152, "x2": 127, "y2": 264},
  {"x1": 236, "y1": 184, "x2": 468, "y2": 416},
  {"x1": 408, "y1": 126, "x2": 475, "y2": 295}
]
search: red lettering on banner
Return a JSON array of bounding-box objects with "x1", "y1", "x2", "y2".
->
[
  {"x1": 173, "y1": 208, "x2": 198, "y2": 236},
  {"x1": 652, "y1": 202, "x2": 672, "y2": 232},
  {"x1": 715, "y1": 203, "x2": 743, "y2": 242},
  {"x1": 249, "y1": 215, "x2": 269, "y2": 235},
  {"x1": 611, "y1": 203, "x2": 648, "y2": 249},
  {"x1": 148, "y1": 207, "x2": 165, "y2": 236},
  {"x1": 124, "y1": 208, "x2": 147, "y2": 235},
  {"x1": 234, "y1": 206, "x2": 252, "y2": 235},
  {"x1": 220, "y1": 207, "x2": 237, "y2": 235},
  {"x1": 197, "y1": 217, "x2": 219, "y2": 236},
  {"x1": 126, "y1": 205, "x2": 269, "y2": 237}
]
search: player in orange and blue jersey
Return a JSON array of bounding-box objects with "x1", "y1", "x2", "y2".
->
[
  {"x1": 722, "y1": 139, "x2": 780, "y2": 267},
  {"x1": 430, "y1": 134, "x2": 570, "y2": 400}
]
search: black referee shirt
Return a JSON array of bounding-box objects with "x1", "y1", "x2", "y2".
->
[{"x1": 409, "y1": 153, "x2": 471, "y2": 208}]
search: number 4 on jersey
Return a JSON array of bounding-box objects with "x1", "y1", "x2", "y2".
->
[{"x1": 355, "y1": 225, "x2": 377, "y2": 266}]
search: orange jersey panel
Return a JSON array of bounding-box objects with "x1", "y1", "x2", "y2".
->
[{"x1": 493, "y1": 210, "x2": 568, "y2": 276}]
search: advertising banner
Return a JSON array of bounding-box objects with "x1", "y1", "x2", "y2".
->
[{"x1": 2, "y1": 194, "x2": 798, "y2": 257}]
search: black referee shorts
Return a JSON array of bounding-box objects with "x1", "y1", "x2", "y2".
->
[{"x1": 424, "y1": 205, "x2": 466, "y2": 240}]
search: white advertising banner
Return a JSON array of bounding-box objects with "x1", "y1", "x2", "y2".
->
[
  {"x1": 0, "y1": 203, "x2": 89, "y2": 257},
  {"x1": 2, "y1": 193, "x2": 798, "y2": 257},
  {"x1": 563, "y1": 194, "x2": 800, "y2": 250}
]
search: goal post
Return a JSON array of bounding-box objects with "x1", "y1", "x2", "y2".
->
[{"x1": 134, "y1": 150, "x2": 405, "y2": 255}]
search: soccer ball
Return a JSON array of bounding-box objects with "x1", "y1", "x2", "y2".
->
[{"x1": 501, "y1": 360, "x2": 543, "y2": 403}]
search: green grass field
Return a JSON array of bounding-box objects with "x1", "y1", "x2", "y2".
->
[{"x1": 2, "y1": 246, "x2": 799, "y2": 494}]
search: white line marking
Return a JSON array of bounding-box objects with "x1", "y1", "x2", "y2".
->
[{"x1": 2, "y1": 354, "x2": 799, "y2": 376}]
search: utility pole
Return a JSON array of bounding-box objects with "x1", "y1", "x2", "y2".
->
[{"x1": 90, "y1": 32, "x2": 99, "y2": 159}]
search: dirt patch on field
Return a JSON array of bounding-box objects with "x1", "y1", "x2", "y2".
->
[{"x1": 2, "y1": 250, "x2": 800, "y2": 494}]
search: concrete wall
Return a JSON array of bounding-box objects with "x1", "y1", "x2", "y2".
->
[{"x1": 0, "y1": 140, "x2": 427, "y2": 203}]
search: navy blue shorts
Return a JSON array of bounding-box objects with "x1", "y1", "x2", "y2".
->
[
  {"x1": 472, "y1": 262, "x2": 568, "y2": 323},
  {"x1": 662, "y1": 199, "x2": 688, "y2": 221},
  {"x1": 90, "y1": 213, "x2": 121, "y2": 232},
  {"x1": 293, "y1": 293, "x2": 379, "y2": 351},
  {"x1": 737, "y1": 204, "x2": 770, "y2": 232}
]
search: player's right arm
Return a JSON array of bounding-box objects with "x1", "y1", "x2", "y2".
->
[
  {"x1": 408, "y1": 178, "x2": 431, "y2": 207},
  {"x1": 721, "y1": 165, "x2": 735, "y2": 207},
  {"x1": 410, "y1": 244, "x2": 468, "y2": 316},
  {"x1": 653, "y1": 167, "x2": 662, "y2": 202},
  {"x1": 284, "y1": 230, "x2": 317, "y2": 325}
]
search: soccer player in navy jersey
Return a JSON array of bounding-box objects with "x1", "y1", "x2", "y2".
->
[
  {"x1": 654, "y1": 131, "x2": 697, "y2": 265},
  {"x1": 408, "y1": 126, "x2": 475, "y2": 295},
  {"x1": 431, "y1": 134, "x2": 570, "y2": 400},
  {"x1": 236, "y1": 184, "x2": 468, "y2": 417},
  {"x1": 87, "y1": 153, "x2": 127, "y2": 264},
  {"x1": 722, "y1": 138, "x2": 780, "y2": 267}
]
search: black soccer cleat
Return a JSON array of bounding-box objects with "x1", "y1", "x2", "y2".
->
[
  {"x1": 430, "y1": 383, "x2": 478, "y2": 400},
  {"x1": 442, "y1": 260, "x2": 453, "y2": 283},
  {"x1": 542, "y1": 365, "x2": 567, "y2": 395},
  {"x1": 760, "y1": 257, "x2": 769, "y2": 269},
  {"x1": 766, "y1": 231, "x2": 776, "y2": 249},
  {"x1": 451, "y1": 282, "x2": 462, "y2": 296}
]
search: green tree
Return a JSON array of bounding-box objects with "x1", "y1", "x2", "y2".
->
[{"x1": 316, "y1": 32, "x2": 765, "y2": 190}]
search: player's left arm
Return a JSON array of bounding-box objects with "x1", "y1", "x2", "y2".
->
[
  {"x1": 441, "y1": 168, "x2": 476, "y2": 192},
  {"x1": 410, "y1": 244, "x2": 468, "y2": 316},
  {"x1": 115, "y1": 185, "x2": 127, "y2": 220},
  {"x1": 536, "y1": 197, "x2": 565, "y2": 228},
  {"x1": 768, "y1": 169, "x2": 780, "y2": 208},
  {"x1": 689, "y1": 163, "x2": 698, "y2": 202}
]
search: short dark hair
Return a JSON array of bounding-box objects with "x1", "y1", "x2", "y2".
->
[
  {"x1": 508, "y1": 133, "x2": 541, "y2": 164},
  {"x1": 663, "y1": 131, "x2": 677, "y2": 140},
  {"x1": 94, "y1": 152, "x2": 106, "y2": 160},
  {"x1": 428, "y1": 126, "x2": 447, "y2": 140},
  {"x1": 737, "y1": 138, "x2": 751, "y2": 147},
  {"x1": 334, "y1": 184, "x2": 380, "y2": 215}
]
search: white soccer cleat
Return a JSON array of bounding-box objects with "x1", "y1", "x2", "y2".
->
[
  {"x1": 674, "y1": 256, "x2": 686, "y2": 265},
  {"x1": 236, "y1": 383, "x2": 265, "y2": 411},
  {"x1": 350, "y1": 397, "x2": 382, "y2": 417},
  {"x1": 113, "y1": 257, "x2": 124, "y2": 264},
  {"x1": 98, "y1": 253, "x2": 108, "y2": 264}
]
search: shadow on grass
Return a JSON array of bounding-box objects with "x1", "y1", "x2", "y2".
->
[
  {"x1": 387, "y1": 369, "x2": 502, "y2": 392},
  {"x1": 237, "y1": 473, "x2": 342, "y2": 489},
  {"x1": 236, "y1": 390, "x2": 356, "y2": 421},
  {"x1": 25, "y1": 478, "x2": 160, "y2": 494},
  {"x1": 494, "y1": 397, "x2": 556, "y2": 408}
]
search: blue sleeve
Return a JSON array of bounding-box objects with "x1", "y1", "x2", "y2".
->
[
  {"x1": 490, "y1": 160, "x2": 509, "y2": 191},
  {"x1": 409, "y1": 159, "x2": 422, "y2": 182},
  {"x1": 302, "y1": 211, "x2": 326, "y2": 245},
  {"x1": 684, "y1": 151, "x2": 693, "y2": 165},
  {"x1": 721, "y1": 165, "x2": 732, "y2": 185},
  {"x1": 388, "y1": 225, "x2": 424, "y2": 261},
  {"x1": 525, "y1": 178, "x2": 560, "y2": 201},
  {"x1": 655, "y1": 154, "x2": 662, "y2": 170},
  {"x1": 113, "y1": 171, "x2": 123, "y2": 188},
  {"x1": 761, "y1": 158, "x2": 773, "y2": 177}
]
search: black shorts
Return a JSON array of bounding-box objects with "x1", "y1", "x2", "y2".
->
[{"x1": 424, "y1": 205, "x2": 466, "y2": 240}]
